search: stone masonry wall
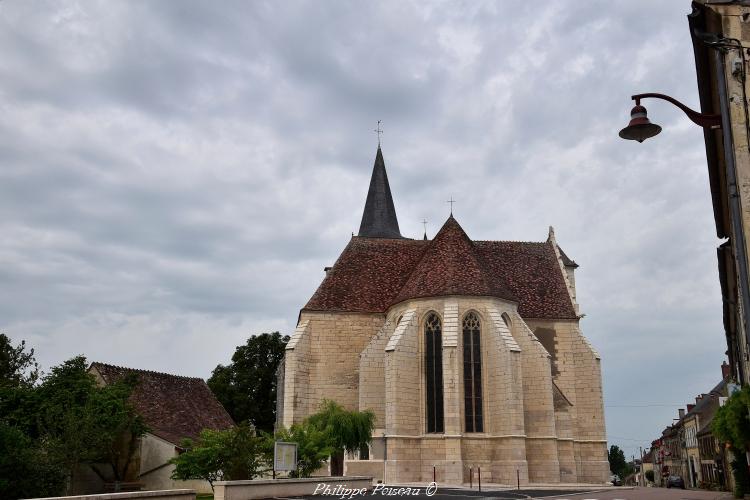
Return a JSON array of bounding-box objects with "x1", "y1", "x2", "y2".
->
[{"x1": 509, "y1": 312, "x2": 561, "y2": 483}]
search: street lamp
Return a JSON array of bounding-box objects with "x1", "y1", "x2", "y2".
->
[{"x1": 619, "y1": 93, "x2": 722, "y2": 142}]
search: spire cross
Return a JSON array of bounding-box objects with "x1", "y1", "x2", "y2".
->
[
  {"x1": 421, "y1": 218, "x2": 428, "y2": 232},
  {"x1": 446, "y1": 197, "x2": 456, "y2": 215},
  {"x1": 374, "y1": 120, "x2": 383, "y2": 146}
]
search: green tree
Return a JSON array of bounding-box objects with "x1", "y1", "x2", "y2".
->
[
  {"x1": 208, "y1": 332, "x2": 289, "y2": 432},
  {"x1": 170, "y1": 423, "x2": 266, "y2": 489},
  {"x1": 712, "y1": 385, "x2": 750, "y2": 497},
  {"x1": 1, "y1": 356, "x2": 148, "y2": 495},
  {"x1": 307, "y1": 400, "x2": 375, "y2": 455},
  {"x1": 608, "y1": 445, "x2": 628, "y2": 478},
  {"x1": 645, "y1": 469, "x2": 654, "y2": 482},
  {"x1": 0, "y1": 422, "x2": 66, "y2": 499},
  {"x1": 0, "y1": 333, "x2": 39, "y2": 389},
  {"x1": 270, "y1": 400, "x2": 375, "y2": 478},
  {"x1": 268, "y1": 423, "x2": 332, "y2": 478}
]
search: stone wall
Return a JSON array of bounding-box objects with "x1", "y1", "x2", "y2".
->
[
  {"x1": 285, "y1": 296, "x2": 608, "y2": 485},
  {"x1": 525, "y1": 318, "x2": 608, "y2": 484},
  {"x1": 282, "y1": 313, "x2": 383, "y2": 426}
]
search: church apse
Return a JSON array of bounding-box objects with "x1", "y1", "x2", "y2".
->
[{"x1": 279, "y1": 145, "x2": 608, "y2": 485}]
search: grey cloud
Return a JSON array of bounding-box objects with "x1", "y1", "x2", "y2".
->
[{"x1": 0, "y1": 0, "x2": 728, "y2": 460}]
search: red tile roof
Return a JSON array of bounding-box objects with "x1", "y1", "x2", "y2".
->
[
  {"x1": 304, "y1": 216, "x2": 577, "y2": 319},
  {"x1": 90, "y1": 362, "x2": 234, "y2": 446},
  {"x1": 393, "y1": 216, "x2": 516, "y2": 304}
]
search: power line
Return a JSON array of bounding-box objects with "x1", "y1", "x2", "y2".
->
[{"x1": 604, "y1": 403, "x2": 684, "y2": 408}]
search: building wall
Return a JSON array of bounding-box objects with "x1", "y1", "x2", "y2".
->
[
  {"x1": 139, "y1": 433, "x2": 213, "y2": 494},
  {"x1": 282, "y1": 295, "x2": 607, "y2": 485},
  {"x1": 697, "y1": 1, "x2": 750, "y2": 384},
  {"x1": 282, "y1": 313, "x2": 384, "y2": 426},
  {"x1": 525, "y1": 318, "x2": 608, "y2": 483}
]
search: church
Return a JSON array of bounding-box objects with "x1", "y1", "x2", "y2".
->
[{"x1": 277, "y1": 146, "x2": 609, "y2": 486}]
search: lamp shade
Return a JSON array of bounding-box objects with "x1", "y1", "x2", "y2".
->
[{"x1": 619, "y1": 104, "x2": 662, "y2": 142}]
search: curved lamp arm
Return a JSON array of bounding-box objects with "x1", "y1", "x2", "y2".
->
[{"x1": 632, "y1": 93, "x2": 721, "y2": 128}]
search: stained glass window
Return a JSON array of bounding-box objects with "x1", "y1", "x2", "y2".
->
[
  {"x1": 424, "y1": 312, "x2": 444, "y2": 433},
  {"x1": 463, "y1": 312, "x2": 483, "y2": 432}
]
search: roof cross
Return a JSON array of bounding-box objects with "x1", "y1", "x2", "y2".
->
[
  {"x1": 446, "y1": 197, "x2": 456, "y2": 215},
  {"x1": 374, "y1": 120, "x2": 383, "y2": 146},
  {"x1": 421, "y1": 218, "x2": 428, "y2": 233}
]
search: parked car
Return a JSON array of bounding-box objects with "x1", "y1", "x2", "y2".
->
[
  {"x1": 666, "y1": 475, "x2": 685, "y2": 489},
  {"x1": 609, "y1": 474, "x2": 622, "y2": 486}
]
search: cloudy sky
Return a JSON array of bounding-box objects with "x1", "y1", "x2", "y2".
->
[{"x1": 0, "y1": 0, "x2": 726, "y2": 460}]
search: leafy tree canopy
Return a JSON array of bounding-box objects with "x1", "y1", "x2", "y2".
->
[
  {"x1": 0, "y1": 355, "x2": 148, "y2": 497},
  {"x1": 0, "y1": 333, "x2": 39, "y2": 389},
  {"x1": 269, "y1": 423, "x2": 331, "y2": 478},
  {"x1": 170, "y1": 423, "x2": 266, "y2": 489},
  {"x1": 270, "y1": 400, "x2": 375, "y2": 478},
  {"x1": 306, "y1": 400, "x2": 375, "y2": 454},
  {"x1": 208, "y1": 332, "x2": 289, "y2": 432},
  {"x1": 608, "y1": 445, "x2": 628, "y2": 478}
]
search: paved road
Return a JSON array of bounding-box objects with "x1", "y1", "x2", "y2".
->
[
  {"x1": 538, "y1": 486, "x2": 730, "y2": 500},
  {"x1": 301, "y1": 485, "x2": 731, "y2": 500}
]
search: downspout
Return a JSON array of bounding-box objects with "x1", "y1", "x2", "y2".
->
[{"x1": 715, "y1": 50, "x2": 750, "y2": 368}]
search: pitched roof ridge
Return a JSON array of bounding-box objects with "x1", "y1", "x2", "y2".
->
[
  {"x1": 90, "y1": 361, "x2": 204, "y2": 381},
  {"x1": 474, "y1": 239, "x2": 546, "y2": 245}
]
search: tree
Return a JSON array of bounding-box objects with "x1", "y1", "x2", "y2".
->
[
  {"x1": 306, "y1": 400, "x2": 375, "y2": 455},
  {"x1": 268, "y1": 423, "x2": 332, "y2": 478},
  {"x1": 3, "y1": 356, "x2": 148, "y2": 495},
  {"x1": 208, "y1": 332, "x2": 289, "y2": 432},
  {"x1": 270, "y1": 400, "x2": 375, "y2": 478},
  {"x1": 645, "y1": 469, "x2": 654, "y2": 483},
  {"x1": 608, "y1": 445, "x2": 628, "y2": 478},
  {"x1": 170, "y1": 423, "x2": 266, "y2": 489},
  {"x1": 0, "y1": 333, "x2": 39, "y2": 389},
  {"x1": 0, "y1": 422, "x2": 66, "y2": 499},
  {"x1": 712, "y1": 385, "x2": 750, "y2": 497}
]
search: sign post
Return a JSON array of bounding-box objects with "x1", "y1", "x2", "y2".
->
[{"x1": 274, "y1": 441, "x2": 298, "y2": 480}]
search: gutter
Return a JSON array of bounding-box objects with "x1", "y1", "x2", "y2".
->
[{"x1": 714, "y1": 49, "x2": 750, "y2": 355}]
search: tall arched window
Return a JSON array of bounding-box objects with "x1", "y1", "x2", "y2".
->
[
  {"x1": 424, "y1": 312, "x2": 444, "y2": 433},
  {"x1": 463, "y1": 312, "x2": 483, "y2": 432}
]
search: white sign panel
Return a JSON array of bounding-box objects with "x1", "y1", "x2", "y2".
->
[{"x1": 274, "y1": 441, "x2": 298, "y2": 472}]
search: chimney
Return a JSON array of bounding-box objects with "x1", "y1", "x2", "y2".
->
[
  {"x1": 687, "y1": 404, "x2": 695, "y2": 412},
  {"x1": 678, "y1": 408, "x2": 685, "y2": 419},
  {"x1": 722, "y1": 361, "x2": 731, "y2": 380},
  {"x1": 324, "y1": 266, "x2": 332, "y2": 276}
]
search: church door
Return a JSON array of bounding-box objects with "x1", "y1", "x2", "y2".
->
[{"x1": 330, "y1": 450, "x2": 344, "y2": 476}]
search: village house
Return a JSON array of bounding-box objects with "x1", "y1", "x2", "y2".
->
[{"x1": 71, "y1": 363, "x2": 235, "y2": 494}]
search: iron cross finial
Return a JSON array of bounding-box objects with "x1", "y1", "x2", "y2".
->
[
  {"x1": 446, "y1": 197, "x2": 456, "y2": 215},
  {"x1": 374, "y1": 120, "x2": 383, "y2": 146},
  {"x1": 421, "y1": 218, "x2": 428, "y2": 232}
]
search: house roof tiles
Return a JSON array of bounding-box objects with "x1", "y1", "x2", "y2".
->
[{"x1": 90, "y1": 362, "x2": 234, "y2": 446}]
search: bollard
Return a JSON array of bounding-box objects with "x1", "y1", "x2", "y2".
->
[
  {"x1": 433, "y1": 465, "x2": 436, "y2": 483},
  {"x1": 469, "y1": 467, "x2": 473, "y2": 488},
  {"x1": 517, "y1": 469, "x2": 520, "y2": 490},
  {"x1": 478, "y1": 466, "x2": 481, "y2": 492}
]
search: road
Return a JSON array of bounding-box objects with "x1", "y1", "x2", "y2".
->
[
  {"x1": 538, "y1": 486, "x2": 730, "y2": 499},
  {"x1": 303, "y1": 485, "x2": 731, "y2": 500}
]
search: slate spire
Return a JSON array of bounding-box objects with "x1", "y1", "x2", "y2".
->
[{"x1": 358, "y1": 146, "x2": 403, "y2": 238}]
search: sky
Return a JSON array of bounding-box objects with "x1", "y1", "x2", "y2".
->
[{"x1": 0, "y1": 0, "x2": 727, "y2": 461}]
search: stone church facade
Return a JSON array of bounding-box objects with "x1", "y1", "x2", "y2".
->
[{"x1": 277, "y1": 147, "x2": 608, "y2": 485}]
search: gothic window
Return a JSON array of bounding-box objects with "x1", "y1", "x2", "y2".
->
[
  {"x1": 463, "y1": 312, "x2": 483, "y2": 432},
  {"x1": 424, "y1": 312, "x2": 444, "y2": 433}
]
